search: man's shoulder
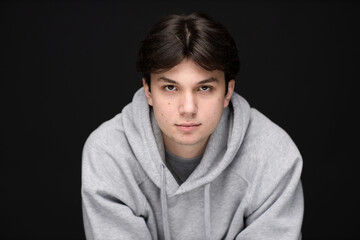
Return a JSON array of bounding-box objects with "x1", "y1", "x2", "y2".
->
[
  {"x1": 229, "y1": 108, "x2": 302, "y2": 191},
  {"x1": 247, "y1": 108, "x2": 299, "y2": 154},
  {"x1": 82, "y1": 112, "x2": 148, "y2": 182},
  {"x1": 82, "y1": 112, "x2": 134, "y2": 160},
  {"x1": 235, "y1": 108, "x2": 302, "y2": 172}
]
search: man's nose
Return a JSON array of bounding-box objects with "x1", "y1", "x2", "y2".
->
[{"x1": 179, "y1": 92, "x2": 198, "y2": 116}]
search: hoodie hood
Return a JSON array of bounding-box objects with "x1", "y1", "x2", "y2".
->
[{"x1": 122, "y1": 87, "x2": 251, "y2": 196}]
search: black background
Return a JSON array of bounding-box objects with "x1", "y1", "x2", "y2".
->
[{"x1": 1, "y1": 0, "x2": 358, "y2": 239}]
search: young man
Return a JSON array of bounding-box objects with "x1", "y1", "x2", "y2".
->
[{"x1": 82, "y1": 12, "x2": 304, "y2": 240}]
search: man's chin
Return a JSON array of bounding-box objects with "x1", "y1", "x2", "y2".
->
[{"x1": 174, "y1": 136, "x2": 209, "y2": 147}]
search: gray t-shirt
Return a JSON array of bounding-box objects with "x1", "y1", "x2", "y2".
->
[{"x1": 165, "y1": 149, "x2": 202, "y2": 185}]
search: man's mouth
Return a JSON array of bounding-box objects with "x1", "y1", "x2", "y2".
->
[{"x1": 175, "y1": 123, "x2": 201, "y2": 131}]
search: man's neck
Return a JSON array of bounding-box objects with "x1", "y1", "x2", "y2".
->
[{"x1": 163, "y1": 135, "x2": 209, "y2": 159}]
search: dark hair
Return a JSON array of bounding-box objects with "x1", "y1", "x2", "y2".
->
[{"x1": 136, "y1": 12, "x2": 240, "y2": 91}]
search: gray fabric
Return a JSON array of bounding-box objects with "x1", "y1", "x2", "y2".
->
[
  {"x1": 81, "y1": 87, "x2": 304, "y2": 240},
  {"x1": 165, "y1": 149, "x2": 202, "y2": 185}
]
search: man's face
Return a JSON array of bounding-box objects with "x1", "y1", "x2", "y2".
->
[{"x1": 143, "y1": 59, "x2": 235, "y2": 157}]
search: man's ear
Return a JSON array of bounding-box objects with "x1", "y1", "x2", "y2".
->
[
  {"x1": 142, "y1": 78, "x2": 153, "y2": 106},
  {"x1": 224, "y1": 79, "x2": 235, "y2": 108}
]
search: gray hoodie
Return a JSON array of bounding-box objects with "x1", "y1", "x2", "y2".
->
[{"x1": 81, "y1": 88, "x2": 304, "y2": 240}]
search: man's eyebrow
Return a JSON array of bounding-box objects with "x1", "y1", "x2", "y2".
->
[
  {"x1": 158, "y1": 77, "x2": 219, "y2": 84},
  {"x1": 197, "y1": 77, "x2": 219, "y2": 84},
  {"x1": 158, "y1": 77, "x2": 178, "y2": 84}
]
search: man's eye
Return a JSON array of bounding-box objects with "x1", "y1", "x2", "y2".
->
[
  {"x1": 199, "y1": 86, "x2": 211, "y2": 91},
  {"x1": 164, "y1": 85, "x2": 176, "y2": 91}
]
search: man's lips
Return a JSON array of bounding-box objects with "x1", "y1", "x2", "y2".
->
[
  {"x1": 175, "y1": 123, "x2": 201, "y2": 131},
  {"x1": 175, "y1": 123, "x2": 201, "y2": 127}
]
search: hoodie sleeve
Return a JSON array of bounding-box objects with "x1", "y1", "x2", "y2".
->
[
  {"x1": 236, "y1": 126, "x2": 304, "y2": 240},
  {"x1": 81, "y1": 131, "x2": 152, "y2": 240}
]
